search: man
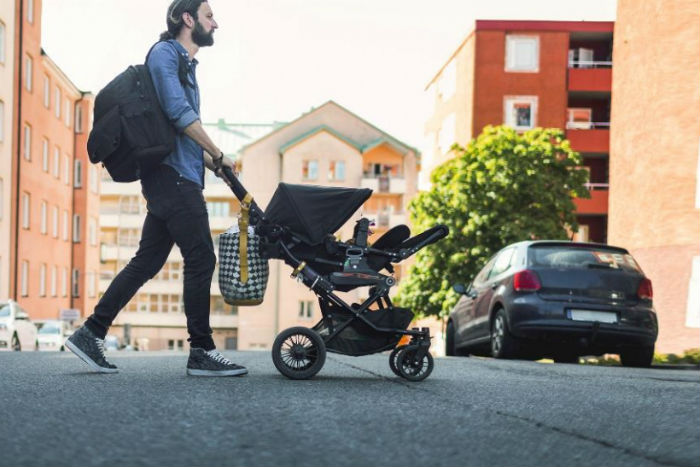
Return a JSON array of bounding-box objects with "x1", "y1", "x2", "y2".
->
[{"x1": 66, "y1": 0, "x2": 247, "y2": 377}]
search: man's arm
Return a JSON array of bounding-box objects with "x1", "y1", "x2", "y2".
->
[{"x1": 183, "y1": 120, "x2": 225, "y2": 170}]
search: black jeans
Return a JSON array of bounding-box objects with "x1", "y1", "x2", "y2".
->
[{"x1": 86, "y1": 165, "x2": 216, "y2": 350}]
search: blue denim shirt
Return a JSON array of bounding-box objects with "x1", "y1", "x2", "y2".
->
[{"x1": 147, "y1": 40, "x2": 204, "y2": 187}]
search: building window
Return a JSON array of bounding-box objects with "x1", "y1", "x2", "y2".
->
[
  {"x1": 72, "y1": 269, "x2": 80, "y2": 297},
  {"x1": 74, "y1": 160, "x2": 83, "y2": 187},
  {"x1": 42, "y1": 138, "x2": 49, "y2": 172},
  {"x1": 43, "y1": 75, "x2": 50, "y2": 108},
  {"x1": 21, "y1": 261, "x2": 29, "y2": 297},
  {"x1": 298, "y1": 300, "x2": 314, "y2": 319},
  {"x1": 89, "y1": 165, "x2": 98, "y2": 193},
  {"x1": 23, "y1": 124, "x2": 31, "y2": 160},
  {"x1": 0, "y1": 21, "x2": 5, "y2": 64},
  {"x1": 504, "y1": 96, "x2": 538, "y2": 131},
  {"x1": 328, "y1": 161, "x2": 346, "y2": 181},
  {"x1": 206, "y1": 201, "x2": 230, "y2": 217},
  {"x1": 64, "y1": 98, "x2": 71, "y2": 127},
  {"x1": 63, "y1": 155, "x2": 70, "y2": 185},
  {"x1": 52, "y1": 206, "x2": 58, "y2": 238},
  {"x1": 39, "y1": 264, "x2": 46, "y2": 297},
  {"x1": 0, "y1": 178, "x2": 3, "y2": 220},
  {"x1": 62, "y1": 267, "x2": 68, "y2": 297},
  {"x1": 51, "y1": 265, "x2": 57, "y2": 297},
  {"x1": 21, "y1": 192, "x2": 30, "y2": 229},
  {"x1": 88, "y1": 218, "x2": 97, "y2": 246},
  {"x1": 119, "y1": 196, "x2": 141, "y2": 214},
  {"x1": 62, "y1": 210, "x2": 69, "y2": 241},
  {"x1": 75, "y1": 104, "x2": 83, "y2": 133},
  {"x1": 0, "y1": 100, "x2": 4, "y2": 142},
  {"x1": 73, "y1": 214, "x2": 81, "y2": 243},
  {"x1": 117, "y1": 228, "x2": 140, "y2": 247},
  {"x1": 87, "y1": 271, "x2": 96, "y2": 298},
  {"x1": 438, "y1": 113, "x2": 456, "y2": 155},
  {"x1": 40, "y1": 201, "x2": 47, "y2": 234},
  {"x1": 25, "y1": 54, "x2": 32, "y2": 91},
  {"x1": 505, "y1": 35, "x2": 539, "y2": 72},
  {"x1": 53, "y1": 147, "x2": 60, "y2": 178},
  {"x1": 302, "y1": 160, "x2": 318, "y2": 181},
  {"x1": 27, "y1": 0, "x2": 34, "y2": 23},
  {"x1": 55, "y1": 87, "x2": 61, "y2": 119},
  {"x1": 566, "y1": 108, "x2": 593, "y2": 129}
]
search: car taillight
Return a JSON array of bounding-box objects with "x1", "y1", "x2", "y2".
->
[
  {"x1": 637, "y1": 278, "x2": 653, "y2": 300},
  {"x1": 513, "y1": 270, "x2": 541, "y2": 292}
]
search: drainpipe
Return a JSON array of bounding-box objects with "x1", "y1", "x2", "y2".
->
[{"x1": 13, "y1": 0, "x2": 24, "y2": 300}]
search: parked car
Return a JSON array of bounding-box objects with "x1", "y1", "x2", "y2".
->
[
  {"x1": 36, "y1": 320, "x2": 72, "y2": 351},
  {"x1": 446, "y1": 241, "x2": 658, "y2": 367},
  {"x1": 0, "y1": 300, "x2": 38, "y2": 351}
]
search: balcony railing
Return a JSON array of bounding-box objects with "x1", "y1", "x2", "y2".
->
[
  {"x1": 565, "y1": 121, "x2": 610, "y2": 130},
  {"x1": 584, "y1": 183, "x2": 609, "y2": 191},
  {"x1": 360, "y1": 176, "x2": 406, "y2": 194},
  {"x1": 568, "y1": 60, "x2": 612, "y2": 69}
]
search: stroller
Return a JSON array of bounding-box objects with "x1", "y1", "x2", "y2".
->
[{"x1": 222, "y1": 168, "x2": 448, "y2": 381}]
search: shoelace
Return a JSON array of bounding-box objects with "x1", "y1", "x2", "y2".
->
[
  {"x1": 206, "y1": 350, "x2": 234, "y2": 366},
  {"x1": 95, "y1": 338, "x2": 107, "y2": 357}
]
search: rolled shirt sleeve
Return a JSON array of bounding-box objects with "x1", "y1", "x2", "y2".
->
[{"x1": 147, "y1": 42, "x2": 199, "y2": 132}]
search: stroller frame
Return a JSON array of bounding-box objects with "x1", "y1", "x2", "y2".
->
[{"x1": 222, "y1": 167, "x2": 447, "y2": 381}]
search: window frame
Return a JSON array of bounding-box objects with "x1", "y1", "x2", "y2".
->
[
  {"x1": 505, "y1": 35, "x2": 540, "y2": 73},
  {"x1": 504, "y1": 96, "x2": 538, "y2": 131}
]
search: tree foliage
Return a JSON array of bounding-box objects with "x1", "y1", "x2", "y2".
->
[{"x1": 395, "y1": 125, "x2": 590, "y2": 318}]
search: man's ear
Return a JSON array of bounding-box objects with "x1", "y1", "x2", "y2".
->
[{"x1": 182, "y1": 11, "x2": 195, "y2": 29}]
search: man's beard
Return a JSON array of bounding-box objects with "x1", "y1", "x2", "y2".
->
[{"x1": 192, "y1": 21, "x2": 214, "y2": 47}]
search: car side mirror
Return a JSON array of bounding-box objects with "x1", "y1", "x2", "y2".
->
[{"x1": 453, "y1": 283, "x2": 466, "y2": 295}]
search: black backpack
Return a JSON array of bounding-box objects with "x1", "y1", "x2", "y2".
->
[{"x1": 87, "y1": 42, "x2": 190, "y2": 182}]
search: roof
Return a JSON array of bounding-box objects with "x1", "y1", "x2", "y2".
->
[
  {"x1": 40, "y1": 48, "x2": 86, "y2": 96},
  {"x1": 239, "y1": 100, "x2": 420, "y2": 160},
  {"x1": 279, "y1": 125, "x2": 362, "y2": 154}
]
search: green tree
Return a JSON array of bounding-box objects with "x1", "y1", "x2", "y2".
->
[{"x1": 395, "y1": 125, "x2": 590, "y2": 318}]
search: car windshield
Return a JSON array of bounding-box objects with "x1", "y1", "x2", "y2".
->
[
  {"x1": 0, "y1": 304, "x2": 10, "y2": 317},
  {"x1": 529, "y1": 245, "x2": 643, "y2": 273},
  {"x1": 39, "y1": 324, "x2": 61, "y2": 334}
]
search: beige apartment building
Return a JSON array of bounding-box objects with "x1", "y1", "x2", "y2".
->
[
  {"x1": 98, "y1": 120, "x2": 278, "y2": 350},
  {"x1": 239, "y1": 101, "x2": 419, "y2": 350},
  {"x1": 0, "y1": 2, "x2": 15, "y2": 300}
]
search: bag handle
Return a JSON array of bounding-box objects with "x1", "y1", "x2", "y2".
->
[{"x1": 238, "y1": 193, "x2": 254, "y2": 283}]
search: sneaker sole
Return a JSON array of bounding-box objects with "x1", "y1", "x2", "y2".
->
[
  {"x1": 186, "y1": 368, "x2": 248, "y2": 377},
  {"x1": 65, "y1": 340, "x2": 118, "y2": 374}
]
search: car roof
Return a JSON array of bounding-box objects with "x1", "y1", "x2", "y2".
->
[{"x1": 507, "y1": 240, "x2": 629, "y2": 254}]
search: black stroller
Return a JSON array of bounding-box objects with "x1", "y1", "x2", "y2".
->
[{"x1": 222, "y1": 168, "x2": 448, "y2": 381}]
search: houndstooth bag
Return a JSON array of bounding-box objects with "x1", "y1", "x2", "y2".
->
[{"x1": 218, "y1": 196, "x2": 269, "y2": 306}]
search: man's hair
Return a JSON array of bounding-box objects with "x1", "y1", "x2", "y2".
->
[{"x1": 159, "y1": 0, "x2": 208, "y2": 41}]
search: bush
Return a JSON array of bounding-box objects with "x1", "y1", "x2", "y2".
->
[{"x1": 653, "y1": 348, "x2": 700, "y2": 365}]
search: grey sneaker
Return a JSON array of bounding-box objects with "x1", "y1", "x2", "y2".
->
[
  {"x1": 65, "y1": 326, "x2": 118, "y2": 374},
  {"x1": 187, "y1": 348, "x2": 248, "y2": 377}
]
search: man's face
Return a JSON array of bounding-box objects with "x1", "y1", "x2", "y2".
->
[{"x1": 191, "y1": 2, "x2": 217, "y2": 47}]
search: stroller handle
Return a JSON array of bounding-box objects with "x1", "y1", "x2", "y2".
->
[{"x1": 221, "y1": 166, "x2": 265, "y2": 224}]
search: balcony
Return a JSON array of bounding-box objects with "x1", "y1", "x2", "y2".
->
[
  {"x1": 360, "y1": 176, "x2": 406, "y2": 194},
  {"x1": 575, "y1": 183, "x2": 609, "y2": 215},
  {"x1": 567, "y1": 66, "x2": 612, "y2": 93},
  {"x1": 565, "y1": 126, "x2": 609, "y2": 154},
  {"x1": 100, "y1": 213, "x2": 145, "y2": 229}
]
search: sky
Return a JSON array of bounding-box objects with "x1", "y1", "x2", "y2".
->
[{"x1": 41, "y1": 0, "x2": 617, "y2": 152}]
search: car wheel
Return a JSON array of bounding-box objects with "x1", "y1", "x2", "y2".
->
[
  {"x1": 446, "y1": 321, "x2": 456, "y2": 356},
  {"x1": 490, "y1": 309, "x2": 518, "y2": 359},
  {"x1": 12, "y1": 334, "x2": 21, "y2": 352},
  {"x1": 620, "y1": 346, "x2": 654, "y2": 368},
  {"x1": 553, "y1": 352, "x2": 579, "y2": 364}
]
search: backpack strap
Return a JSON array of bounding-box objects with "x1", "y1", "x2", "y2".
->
[{"x1": 144, "y1": 41, "x2": 193, "y2": 89}]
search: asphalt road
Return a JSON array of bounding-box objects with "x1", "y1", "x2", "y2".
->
[{"x1": 1, "y1": 350, "x2": 698, "y2": 467}]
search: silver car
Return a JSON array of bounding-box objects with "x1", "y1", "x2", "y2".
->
[{"x1": 0, "y1": 300, "x2": 38, "y2": 351}]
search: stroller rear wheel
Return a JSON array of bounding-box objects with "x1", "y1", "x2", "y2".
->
[
  {"x1": 396, "y1": 346, "x2": 434, "y2": 382},
  {"x1": 272, "y1": 327, "x2": 326, "y2": 380},
  {"x1": 389, "y1": 345, "x2": 408, "y2": 377}
]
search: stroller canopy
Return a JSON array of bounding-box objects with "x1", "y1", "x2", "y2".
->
[{"x1": 265, "y1": 183, "x2": 372, "y2": 245}]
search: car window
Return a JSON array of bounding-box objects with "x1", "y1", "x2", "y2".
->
[
  {"x1": 39, "y1": 324, "x2": 61, "y2": 334},
  {"x1": 0, "y1": 304, "x2": 10, "y2": 317},
  {"x1": 488, "y1": 248, "x2": 515, "y2": 280},
  {"x1": 473, "y1": 256, "x2": 497, "y2": 286},
  {"x1": 529, "y1": 245, "x2": 643, "y2": 273}
]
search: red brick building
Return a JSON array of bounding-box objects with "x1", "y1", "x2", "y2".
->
[{"x1": 424, "y1": 20, "x2": 614, "y2": 243}]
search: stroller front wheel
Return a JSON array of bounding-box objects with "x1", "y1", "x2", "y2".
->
[
  {"x1": 396, "y1": 346, "x2": 434, "y2": 382},
  {"x1": 272, "y1": 327, "x2": 327, "y2": 380},
  {"x1": 389, "y1": 345, "x2": 408, "y2": 377}
]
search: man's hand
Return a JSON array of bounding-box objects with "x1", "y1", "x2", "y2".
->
[{"x1": 214, "y1": 156, "x2": 237, "y2": 187}]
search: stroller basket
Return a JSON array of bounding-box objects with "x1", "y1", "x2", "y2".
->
[{"x1": 313, "y1": 302, "x2": 414, "y2": 356}]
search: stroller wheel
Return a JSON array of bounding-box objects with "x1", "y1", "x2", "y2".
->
[
  {"x1": 396, "y1": 346, "x2": 434, "y2": 382},
  {"x1": 389, "y1": 345, "x2": 408, "y2": 377},
  {"x1": 272, "y1": 327, "x2": 327, "y2": 380}
]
